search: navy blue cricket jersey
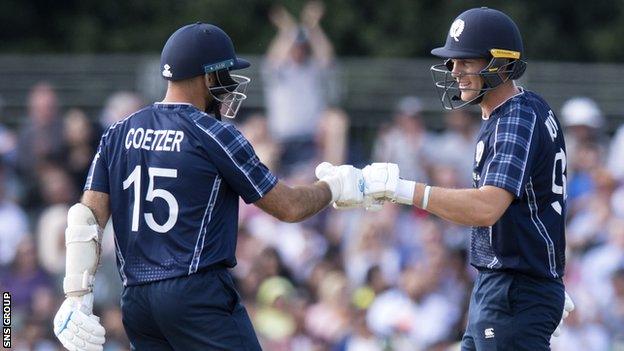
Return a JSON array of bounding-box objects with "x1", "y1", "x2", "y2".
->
[
  {"x1": 471, "y1": 88, "x2": 566, "y2": 279},
  {"x1": 85, "y1": 103, "x2": 278, "y2": 286}
]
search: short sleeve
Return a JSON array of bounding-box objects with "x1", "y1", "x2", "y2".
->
[
  {"x1": 84, "y1": 131, "x2": 111, "y2": 193},
  {"x1": 482, "y1": 110, "x2": 537, "y2": 198},
  {"x1": 198, "y1": 121, "x2": 278, "y2": 203}
]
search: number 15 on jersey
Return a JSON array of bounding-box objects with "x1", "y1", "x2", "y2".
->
[{"x1": 123, "y1": 166, "x2": 179, "y2": 233}]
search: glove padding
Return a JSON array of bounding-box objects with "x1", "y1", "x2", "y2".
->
[
  {"x1": 552, "y1": 291, "x2": 575, "y2": 337},
  {"x1": 362, "y1": 163, "x2": 400, "y2": 201},
  {"x1": 316, "y1": 162, "x2": 379, "y2": 210},
  {"x1": 54, "y1": 293, "x2": 105, "y2": 351}
]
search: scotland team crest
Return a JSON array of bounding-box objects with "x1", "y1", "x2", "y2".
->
[
  {"x1": 475, "y1": 140, "x2": 485, "y2": 164},
  {"x1": 449, "y1": 19, "x2": 465, "y2": 42}
]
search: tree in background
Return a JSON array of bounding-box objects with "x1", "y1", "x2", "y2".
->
[{"x1": 1, "y1": 0, "x2": 623, "y2": 61}]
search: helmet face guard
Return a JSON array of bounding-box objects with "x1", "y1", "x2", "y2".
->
[
  {"x1": 430, "y1": 50, "x2": 526, "y2": 110},
  {"x1": 206, "y1": 70, "x2": 250, "y2": 119}
]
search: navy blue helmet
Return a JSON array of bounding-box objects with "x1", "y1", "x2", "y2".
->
[
  {"x1": 160, "y1": 23, "x2": 250, "y2": 118},
  {"x1": 430, "y1": 7, "x2": 527, "y2": 109},
  {"x1": 161, "y1": 22, "x2": 249, "y2": 81}
]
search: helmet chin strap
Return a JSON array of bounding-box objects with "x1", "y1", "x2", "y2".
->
[
  {"x1": 454, "y1": 81, "x2": 488, "y2": 106},
  {"x1": 464, "y1": 56, "x2": 516, "y2": 106},
  {"x1": 469, "y1": 57, "x2": 518, "y2": 106},
  {"x1": 470, "y1": 84, "x2": 487, "y2": 105}
]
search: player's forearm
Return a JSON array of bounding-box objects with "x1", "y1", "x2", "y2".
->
[
  {"x1": 286, "y1": 182, "x2": 333, "y2": 222},
  {"x1": 81, "y1": 190, "x2": 111, "y2": 228},
  {"x1": 255, "y1": 181, "x2": 332, "y2": 223},
  {"x1": 413, "y1": 183, "x2": 502, "y2": 226}
]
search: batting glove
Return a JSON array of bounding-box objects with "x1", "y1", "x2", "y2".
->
[
  {"x1": 362, "y1": 163, "x2": 415, "y2": 205},
  {"x1": 552, "y1": 291, "x2": 575, "y2": 337},
  {"x1": 316, "y1": 162, "x2": 377, "y2": 209},
  {"x1": 53, "y1": 293, "x2": 106, "y2": 351}
]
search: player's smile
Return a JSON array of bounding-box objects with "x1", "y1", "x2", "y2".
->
[
  {"x1": 456, "y1": 76, "x2": 480, "y2": 100},
  {"x1": 450, "y1": 58, "x2": 487, "y2": 101},
  {"x1": 458, "y1": 79, "x2": 472, "y2": 89}
]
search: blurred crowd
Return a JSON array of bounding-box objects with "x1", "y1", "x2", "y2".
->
[{"x1": 1, "y1": 3, "x2": 624, "y2": 351}]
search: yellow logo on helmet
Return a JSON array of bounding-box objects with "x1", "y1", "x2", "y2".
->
[{"x1": 490, "y1": 49, "x2": 521, "y2": 59}]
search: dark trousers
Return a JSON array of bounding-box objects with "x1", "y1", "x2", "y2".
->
[
  {"x1": 121, "y1": 268, "x2": 262, "y2": 351},
  {"x1": 461, "y1": 270, "x2": 564, "y2": 351}
]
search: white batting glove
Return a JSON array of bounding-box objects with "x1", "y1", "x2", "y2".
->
[
  {"x1": 552, "y1": 291, "x2": 575, "y2": 337},
  {"x1": 54, "y1": 293, "x2": 105, "y2": 351},
  {"x1": 362, "y1": 163, "x2": 415, "y2": 205},
  {"x1": 316, "y1": 162, "x2": 368, "y2": 209}
]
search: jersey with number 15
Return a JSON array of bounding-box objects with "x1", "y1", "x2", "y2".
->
[
  {"x1": 470, "y1": 88, "x2": 567, "y2": 279},
  {"x1": 85, "y1": 103, "x2": 277, "y2": 286}
]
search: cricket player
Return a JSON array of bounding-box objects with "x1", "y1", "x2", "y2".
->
[
  {"x1": 52, "y1": 23, "x2": 364, "y2": 351},
  {"x1": 321, "y1": 7, "x2": 574, "y2": 350}
]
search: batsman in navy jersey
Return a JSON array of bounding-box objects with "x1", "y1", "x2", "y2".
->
[
  {"x1": 469, "y1": 89, "x2": 566, "y2": 280},
  {"x1": 337, "y1": 7, "x2": 576, "y2": 351},
  {"x1": 53, "y1": 23, "x2": 366, "y2": 351},
  {"x1": 426, "y1": 8, "x2": 575, "y2": 351}
]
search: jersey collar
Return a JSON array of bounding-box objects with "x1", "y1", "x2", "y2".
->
[
  {"x1": 153, "y1": 102, "x2": 202, "y2": 113},
  {"x1": 154, "y1": 101, "x2": 195, "y2": 107},
  {"x1": 482, "y1": 87, "x2": 525, "y2": 120}
]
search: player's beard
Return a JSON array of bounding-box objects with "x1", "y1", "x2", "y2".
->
[{"x1": 205, "y1": 96, "x2": 222, "y2": 121}]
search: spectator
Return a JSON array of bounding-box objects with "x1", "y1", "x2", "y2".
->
[
  {"x1": 433, "y1": 109, "x2": 479, "y2": 187},
  {"x1": 567, "y1": 168, "x2": 615, "y2": 251},
  {"x1": 0, "y1": 159, "x2": 29, "y2": 266},
  {"x1": 366, "y1": 264, "x2": 460, "y2": 350},
  {"x1": 62, "y1": 108, "x2": 100, "y2": 188},
  {"x1": 0, "y1": 236, "x2": 52, "y2": 312},
  {"x1": 263, "y1": 1, "x2": 336, "y2": 172},
  {"x1": 99, "y1": 91, "x2": 144, "y2": 128},
  {"x1": 567, "y1": 142, "x2": 602, "y2": 204},
  {"x1": 580, "y1": 216, "x2": 624, "y2": 304},
  {"x1": 15, "y1": 82, "x2": 64, "y2": 209},
  {"x1": 254, "y1": 276, "x2": 298, "y2": 350},
  {"x1": 601, "y1": 267, "x2": 624, "y2": 347},
  {"x1": 14, "y1": 318, "x2": 58, "y2": 351},
  {"x1": 560, "y1": 97, "x2": 608, "y2": 170},
  {"x1": 16, "y1": 82, "x2": 64, "y2": 175},
  {"x1": 0, "y1": 95, "x2": 18, "y2": 167},
  {"x1": 37, "y1": 163, "x2": 78, "y2": 206},
  {"x1": 335, "y1": 307, "x2": 385, "y2": 351},
  {"x1": 372, "y1": 96, "x2": 436, "y2": 182},
  {"x1": 550, "y1": 299, "x2": 610, "y2": 351},
  {"x1": 365, "y1": 265, "x2": 390, "y2": 296},
  {"x1": 305, "y1": 270, "x2": 352, "y2": 345},
  {"x1": 345, "y1": 214, "x2": 401, "y2": 287},
  {"x1": 36, "y1": 204, "x2": 67, "y2": 275},
  {"x1": 315, "y1": 108, "x2": 350, "y2": 167},
  {"x1": 607, "y1": 123, "x2": 624, "y2": 181}
]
